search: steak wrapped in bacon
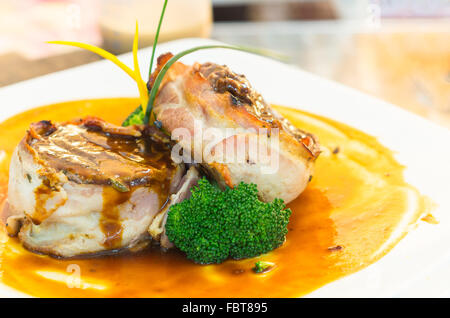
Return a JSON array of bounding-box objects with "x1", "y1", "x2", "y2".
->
[
  {"x1": 5, "y1": 117, "x2": 183, "y2": 257},
  {"x1": 150, "y1": 53, "x2": 320, "y2": 203}
]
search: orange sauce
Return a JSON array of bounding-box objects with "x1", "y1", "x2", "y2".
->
[{"x1": 0, "y1": 98, "x2": 431, "y2": 297}]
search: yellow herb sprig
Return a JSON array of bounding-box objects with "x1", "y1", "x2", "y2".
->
[{"x1": 48, "y1": 22, "x2": 148, "y2": 110}]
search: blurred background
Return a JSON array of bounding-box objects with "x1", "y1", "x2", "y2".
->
[{"x1": 0, "y1": 0, "x2": 449, "y2": 127}]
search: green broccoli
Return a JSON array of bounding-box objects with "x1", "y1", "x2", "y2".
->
[
  {"x1": 165, "y1": 178, "x2": 292, "y2": 264},
  {"x1": 253, "y1": 261, "x2": 275, "y2": 273},
  {"x1": 122, "y1": 105, "x2": 144, "y2": 126}
]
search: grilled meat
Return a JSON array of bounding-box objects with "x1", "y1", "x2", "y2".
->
[
  {"x1": 6, "y1": 117, "x2": 183, "y2": 257},
  {"x1": 150, "y1": 53, "x2": 320, "y2": 203}
]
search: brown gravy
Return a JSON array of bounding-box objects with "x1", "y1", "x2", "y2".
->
[
  {"x1": 28, "y1": 120, "x2": 173, "y2": 187},
  {"x1": 0, "y1": 98, "x2": 431, "y2": 297},
  {"x1": 100, "y1": 187, "x2": 131, "y2": 249}
]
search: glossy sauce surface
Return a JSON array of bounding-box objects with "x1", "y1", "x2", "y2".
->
[
  {"x1": 0, "y1": 98, "x2": 430, "y2": 297},
  {"x1": 30, "y1": 122, "x2": 171, "y2": 187}
]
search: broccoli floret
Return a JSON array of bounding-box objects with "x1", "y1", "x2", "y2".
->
[
  {"x1": 122, "y1": 105, "x2": 144, "y2": 126},
  {"x1": 253, "y1": 261, "x2": 275, "y2": 273},
  {"x1": 165, "y1": 178, "x2": 292, "y2": 264}
]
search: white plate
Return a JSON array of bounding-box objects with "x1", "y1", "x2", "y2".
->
[{"x1": 1, "y1": 38, "x2": 449, "y2": 298}]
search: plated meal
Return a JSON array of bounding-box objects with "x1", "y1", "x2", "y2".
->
[{"x1": 0, "y1": 3, "x2": 435, "y2": 297}]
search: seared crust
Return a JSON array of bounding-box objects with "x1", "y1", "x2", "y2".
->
[
  {"x1": 150, "y1": 56, "x2": 319, "y2": 159},
  {"x1": 196, "y1": 63, "x2": 320, "y2": 159},
  {"x1": 25, "y1": 117, "x2": 175, "y2": 187},
  {"x1": 194, "y1": 63, "x2": 320, "y2": 158}
]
